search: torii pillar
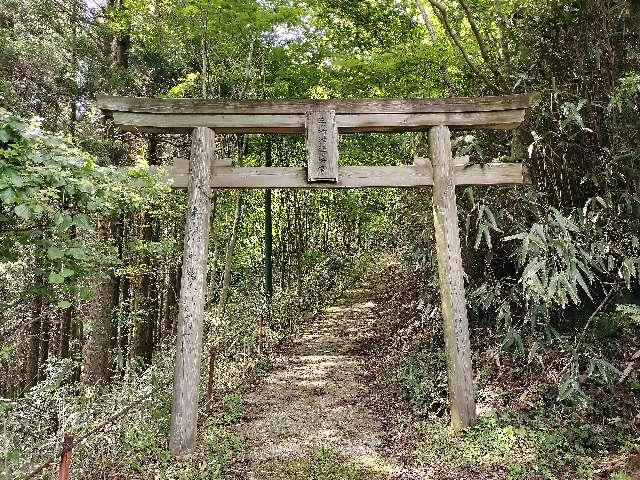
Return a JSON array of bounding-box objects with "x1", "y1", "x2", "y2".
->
[
  {"x1": 168, "y1": 127, "x2": 215, "y2": 456},
  {"x1": 430, "y1": 125, "x2": 476, "y2": 429}
]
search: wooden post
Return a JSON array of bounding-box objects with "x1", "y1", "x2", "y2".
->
[
  {"x1": 169, "y1": 127, "x2": 214, "y2": 456},
  {"x1": 57, "y1": 434, "x2": 73, "y2": 480},
  {"x1": 429, "y1": 125, "x2": 477, "y2": 429}
]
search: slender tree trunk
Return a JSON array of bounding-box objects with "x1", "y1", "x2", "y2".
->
[
  {"x1": 205, "y1": 348, "x2": 216, "y2": 410},
  {"x1": 82, "y1": 219, "x2": 117, "y2": 385},
  {"x1": 416, "y1": 0, "x2": 437, "y2": 41},
  {"x1": 264, "y1": 140, "x2": 273, "y2": 316},
  {"x1": 68, "y1": 0, "x2": 79, "y2": 137},
  {"x1": 294, "y1": 193, "x2": 304, "y2": 299},
  {"x1": 119, "y1": 272, "x2": 131, "y2": 371},
  {"x1": 59, "y1": 306, "x2": 73, "y2": 359},
  {"x1": 71, "y1": 311, "x2": 83, "y2": 382},
  {"x1": 38, "y1": 315, "x2": 50, "y2": 381},
  {"x1": 206, "y1": 192, "x2": 219, "y2": 307},
  {"x1": 25, "y1": 278, "x2": 43, "y2": 388},
  {"x1": 492, "y1": 0, "x2": 512, "y2": 77},
  {"x1": 201, "y1": 17, "x2": 208, "y2": 99},
  {"x1": 131, "y1": 136, "x2": 160, "y2": 365},
  {"x1": 173, "y1": 265, "x2": 182, "y2": 335},
  {"x1": 110, "y1": 0, "x2": 130, "y2": 69},
  {"x1": 58, "y1": 228, "x2": 77, "y2": 358},
  {"x1": 131, "y1": 215, "x2": 154, "y2": 364},
  {"x1": 164, "y1": 263, "x2": 179, "y2": 336},
  {"x1": 217, "y1": 190, "x2": 243, "y2": 320},
  {"x1": 207, "y1": 236, "x2": 220, "y2": 304},
  {"x1": 213, "y1": 137, "x2": 249, "y2": 317}
]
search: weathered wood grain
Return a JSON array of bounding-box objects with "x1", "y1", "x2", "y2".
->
[
  {"x1": 168, "y1": 127, "x2": 214, "y2": 456},
  {"x1": 155, "y1": 159, "x2": 524, "y2": 189},
  {"x1": 98, "y1": 93, "x2": 539, "y2": 115},
  {"x1": 111, "y1": 109, "x2": 525, "y2": 134},
  {"x1": 306, "y1": 110, "x2": 339, "y2": 182},
  {"x1": 429, "y1": 125, "x2": 477, "y2": 430}
]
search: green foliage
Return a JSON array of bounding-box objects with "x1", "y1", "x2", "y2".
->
[
  {"x1": 504, "y1": 207, "x2": 603, "y2": 310},
  {"x1": 117, "y1": 413, "x2": 241, "y2": 480},
  {"x1": 0, "y1": 109, "x2": 169, "y2": 306},
  {"x1": 221, "y1": 393, "x2": 243, "y2": 423},
  {"x1": 471, "y1": 196, "x2": 640, "y2": 363},
  {"x1": 592, "y1": 304, "x2": 640, "y2": 339},
  {"x1": 416, "y1": 412, "x2": 627, "y2": 479},
  {"x1": 2, "y1": 0, "x2": 639, "y2": 477},
  {"x1": 464, "y1": 188, "x2": 501, "y2": 250},
  {"x1": 398, "y1": 350, "x2": 448, "y2": 416},
  {"x1": 610, "y1": 73, "x2": 640, "y2": 115}
]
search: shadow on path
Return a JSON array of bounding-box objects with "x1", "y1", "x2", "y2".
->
[{"x1": 227, "y1": 288, "x2": 407, "y2": 479}]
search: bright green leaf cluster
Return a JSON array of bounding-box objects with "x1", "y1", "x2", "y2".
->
[{"x1": 0, "y1": 109, "x2": 170, "y2": 304}]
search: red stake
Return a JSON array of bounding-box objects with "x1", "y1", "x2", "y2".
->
[{"x1": 57, "y1": 434, "x2": 74, "y2": 480}]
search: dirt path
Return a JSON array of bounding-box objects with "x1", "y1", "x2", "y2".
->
[{"x1": 227, "y1": 288, "x2": 414, "y2": 479}]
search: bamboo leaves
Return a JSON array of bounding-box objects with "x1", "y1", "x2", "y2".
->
[
  {"x1": 503, "y1": 208, "x2": 604, "y2": 309},
  {"x1": 465, "y1": 188, "x2": 502, "y2": 250}
]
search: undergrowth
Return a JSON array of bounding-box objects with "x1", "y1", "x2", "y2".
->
[
  {"x1": 417, "y1": 411, "x2": 638, "y2": 479},
  {"x1": 366, "y1": 260, "x2": 640, "y2": 479},
  {"x1": 255, "y1": 447, "x2": 388, "y2": 480}
]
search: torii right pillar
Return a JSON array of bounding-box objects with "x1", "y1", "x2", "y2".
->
[{"x1": 429, "y1": 125, "x2": 477, "y2": 429}]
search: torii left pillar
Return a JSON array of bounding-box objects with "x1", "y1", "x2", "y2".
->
[{"x1": 169, "y1": 127, "x2": 214, "y2": 456}]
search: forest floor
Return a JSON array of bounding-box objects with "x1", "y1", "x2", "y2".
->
[
  {"x1": 221, "y1": 264, "x2": 640, "y2": 480},
  {"x1": 225, "y1": 286, "x2": 420, "y2": 479}
]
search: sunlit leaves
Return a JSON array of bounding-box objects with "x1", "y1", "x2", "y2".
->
[
  {"x1": 0, "y1": 109, "x2": 170, "y2": 305},
  {"x1": 56, "y1": 300, "x2": 72, "y2": 309},
  {"x1": 48, "y1": 272, "x2": 64, "y2": 284},
  {"x1": 560, "y1": 100, "x2": 592, "y2": 133},
  {"x1": 13, "y1": 204, "x2": 31, "y2": 219},
  {"x1": 464, "y1": 188, "x2": 501, "y2": 250},
  {"x1": 46, "y1": 246, "x2": 64, "y2": 260}
]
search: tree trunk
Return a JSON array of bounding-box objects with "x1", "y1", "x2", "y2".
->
[
  {"x1": 264, "y1": 140, "x2": 273, "y2": 316},
  {"x1": 131, "y1": 215, "x2": 155, "y2": 365},
  {"x1": 169, "y1": 127, "x2": 214, "y2": 456},
  {"x1": 82, "y1": 219, "x2": 117, "y2": 385},
  {"x1": 71, "y1": 310, "x2": 83, "y2": 382},
  {"x1": 164, "y1": 263, "x2": 179, "y2": 336},
  {"x1": 25, "y1": 277, "x2": 43, "y2": 388},
  {"x1": 206, "y1": 192, "x2": 219, "y2": 307},
  {"x1": 110, "y1": 0, "x2": 130, "y2": 69},
  {"x1": 416, "y1": 0, "x2": 437, "y2": 41},
  {"x1": 131, "y1": 135, "x2": 160, "y2": 365},
  {"x1": 37, "y1": 315, "x2": 50, "y2": 382},
  {"x1": 59, "y1": 306, "x2": 73, "y2": 359},
  {"x1": 216, "y1": 191, "x2": 243, "y2": 320}
]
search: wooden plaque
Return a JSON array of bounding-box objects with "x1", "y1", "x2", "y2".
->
[{"x1": 306, "y1": 110, "x2": 338, "y2": 182}]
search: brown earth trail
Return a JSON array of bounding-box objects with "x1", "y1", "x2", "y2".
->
[{"x1": 226, "y1": 287, "x2": 420, "y2": 479}]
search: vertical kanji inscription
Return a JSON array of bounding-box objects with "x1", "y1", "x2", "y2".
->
[{"x1": 306, "y1": 110, "x2": 338, "y2": 182}]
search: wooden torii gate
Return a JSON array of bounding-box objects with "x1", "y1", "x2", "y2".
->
[{"x1": 98, "y1": 93, "x2": 537, "y2": 456}]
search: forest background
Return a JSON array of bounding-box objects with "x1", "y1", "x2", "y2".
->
[{"x1": 1, "y1": 0, "x2": 639, "y2": 478}]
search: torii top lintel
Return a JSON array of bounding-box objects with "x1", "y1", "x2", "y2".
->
[{"x1": 97, "y1": 93, "x2": 539, "y2": 134}]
